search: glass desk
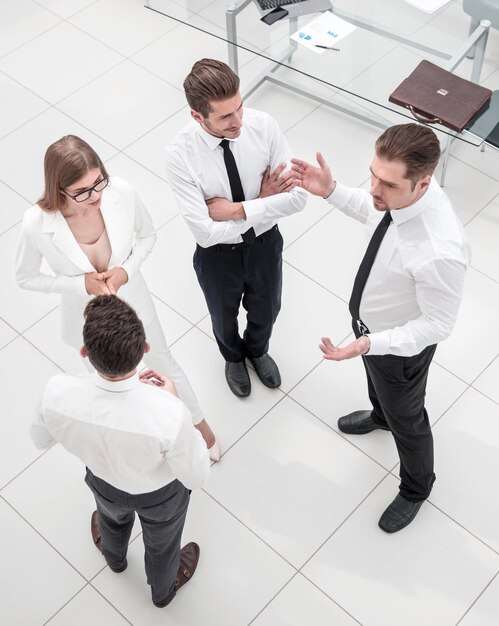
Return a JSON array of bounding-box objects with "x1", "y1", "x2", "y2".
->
[{"x1": 145, "y1": 0, "x2": 495, "y2": 185}]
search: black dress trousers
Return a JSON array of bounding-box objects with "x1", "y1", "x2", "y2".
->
[
  {"x1": 362, "y1": 343, "x2": 437, "y2": 501},
  {"x1": 193, "y1": 225, "x2": 283, "y2": 363}
]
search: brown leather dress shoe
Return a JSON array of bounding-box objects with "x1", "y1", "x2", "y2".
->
[
  {"x1": 154, "y1": 542, "x2": 200, "y2": 608},
  {"x1": 91, "y1": 510, "x2": 128, "y2": 573}
]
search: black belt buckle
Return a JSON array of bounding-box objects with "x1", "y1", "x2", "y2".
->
[{"x1": 357, "y1": 319, "x2": 370, "y2": 336}]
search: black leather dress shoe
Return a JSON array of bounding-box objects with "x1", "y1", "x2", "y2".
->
[
  {"x1": 338, "y1": 410, "x2": 390, "y2": 435},
  {"x1": 378, "y1": 494, "x2": 425, "y2": 533},
  {"x1": 225, "y1": 361, "x2": 251, "y2": 397},
  {"x1": 248, "y1": 354, "x2": 281, "y2": 388}
]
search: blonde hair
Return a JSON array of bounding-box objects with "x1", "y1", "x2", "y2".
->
[{"x1": 38, "y1": 135, "x2": 108, "y2": 212}]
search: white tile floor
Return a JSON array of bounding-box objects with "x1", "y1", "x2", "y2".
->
[{"x1": 1, "y1": 1, "x2": 498, "y2": 624}]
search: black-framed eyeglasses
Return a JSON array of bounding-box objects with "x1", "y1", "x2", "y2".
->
[{"x1": 61, "y1": 177, "x2": 109, "y2": 203}]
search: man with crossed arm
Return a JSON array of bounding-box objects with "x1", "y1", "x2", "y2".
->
[{"x1": 166, "y1": 58, "x2": 307, "y2": 398}]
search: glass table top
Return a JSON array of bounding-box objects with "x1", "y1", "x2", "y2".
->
[{"x1": 144, "y1": 0, "x2": 493, "y2": 148}]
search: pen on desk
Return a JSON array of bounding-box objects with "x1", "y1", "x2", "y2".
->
[{"x1": 314, "y1": 45, "x2": 340, "y2": 50}]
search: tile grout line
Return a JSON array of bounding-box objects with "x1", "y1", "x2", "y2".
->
[
  {"x1": 297, "y1": 472, "x2": 392, "y2": 573},
  {"x1": 201, "y1": 485, "x2": 300, "y2": 572},
  {"x1": 246, "y1": 572, "x2": 301, "y2": 626},
  {"x1": 0, "y1": 494, "x2": 91, "y2": 582},
  {"x1": 455, "y1": 568, "x2": 499, "y2": 625},
  {"x1": 2, "y1": 2, "x2": 499, "y2": 623},
  {"x1": 42, "y1": 583, "x2": 93, "y2": 626},
  {"x1": 41, "y1": 579, "x2": 133, "y2": 626}
]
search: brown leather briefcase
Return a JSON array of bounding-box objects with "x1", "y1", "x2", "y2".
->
[{"x1": 389, "y1": 60, "x2": 492, "y2": 132}]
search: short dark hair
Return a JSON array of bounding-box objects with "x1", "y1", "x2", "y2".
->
[
  {"x1": 83, "y1": 296, "x2": 145, "y2": 377},
  {"x1": 183, "y1": 58, "x2": 240, "y2": 117},
  {"x1": 375, "y1": 124, "x2": 441, "y2": 185}
]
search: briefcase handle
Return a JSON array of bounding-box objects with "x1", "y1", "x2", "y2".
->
[{"x1": 407, "y1": 106, "x2": 441, "y2": 126}]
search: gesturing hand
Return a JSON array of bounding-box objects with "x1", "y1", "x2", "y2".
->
[
  {"x1": 139, "y1": 369, "x2": 178, "y2": 397},
  {"x1": 102, "y1": 267, "x2": 128, "y2": 295},
  {"x1": 291, "y1": 152, "x2": 336, "y2": 198},
  {"x1": 85, "y1": 272, "x2": 111, "y2": 296},
  {"x1": 319, "y1": 336, "x2": 370, "y2": 361},
  {"x1": 259, "y1": 163, "x2": 295, "y2": 198}
]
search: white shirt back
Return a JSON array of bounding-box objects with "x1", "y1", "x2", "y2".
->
[{"x1": 31, "y1": 372, "x2": 210, "y2": 494}]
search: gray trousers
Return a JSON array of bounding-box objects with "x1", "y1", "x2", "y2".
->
[{"x1": 85, "y1": 469, "x2": 190, "y2": 604}]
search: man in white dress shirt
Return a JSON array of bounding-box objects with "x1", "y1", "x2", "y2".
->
[
  {"x1": 291, "y1": 124, "x2": 470, "y2": 533},
  {"x1": 166, "y1": 58, "x2": 307, "y2": 397},
  {"x1": 31, "y1": 295, "x2": 210, "y2": 607}
]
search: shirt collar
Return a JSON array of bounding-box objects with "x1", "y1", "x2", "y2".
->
[
  {"x1": 196, "y1": 123, "x2": 241, "y2": 151},
  {"x1": 391, "y1": 177, "x2": 437, "y2": 226},
  {"x1": 91, "y1": 371, "x2": 140, "y2": 392}
]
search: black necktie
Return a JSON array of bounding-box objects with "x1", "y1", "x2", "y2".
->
[
  {"x1": 349, "y1": 211, "x2": 393, "y2": 337},
  {"x1": 220, "y1": 139, "x2": 255, "y2": 244}
]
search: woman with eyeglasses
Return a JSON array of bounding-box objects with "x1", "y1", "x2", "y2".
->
[{"x1": 16, "y1": 135, "x2": 220, "y2": 461}]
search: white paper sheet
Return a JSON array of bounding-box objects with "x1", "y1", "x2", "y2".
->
[
  {"x1": 403, "y1": 0, "x2": 452, "y2": 13},
  {"x1": 290, "y1": 12, "x2": 357, "y2": 54}
]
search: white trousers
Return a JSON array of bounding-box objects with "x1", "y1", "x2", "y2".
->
[{"x1": 142, "y1": 315, "x2": 203, "y2": 425}]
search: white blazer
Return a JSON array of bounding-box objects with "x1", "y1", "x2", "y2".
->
[{"x1": 15, "y1": 177, "x2": 157, "y2": 348}]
